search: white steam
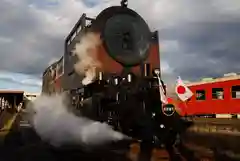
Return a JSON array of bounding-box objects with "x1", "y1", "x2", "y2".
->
[
  {"x1": 27, "y1": 94, "x2": 128, "y2": 147},
  {"x1": 72, "y1": 32, "x2": 102, "y2": 85},
  {"x1": 161, "y1": 73, "x2": 178, "y2": 98}
]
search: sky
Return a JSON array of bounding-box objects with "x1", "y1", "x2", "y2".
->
[{"x1": 0, "y1": 0, "x2": 239, "y2": 92}]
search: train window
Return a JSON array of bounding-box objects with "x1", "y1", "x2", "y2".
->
[
  {"x1": 212, "y1": 88, "x2": 224, "y2": 99},
  {"x1": 58, "y1": 65, "x2": 63, "y2": 75},
  {"x1": 70, "y1": 32, "x2": 76, "y2": 42},
  {"x1": 76, "y1": 25, "x2": 82, "y2": 34},
  {"x1": 67, "y1": 40, "x2": 70, "y2": 45},
  {"x1": 232, "y1": 85, "x2": 240, "y2": 99},
  {"x1": 196, "y1": 90, "x2": 206, "y2": 100},
  {"x1": 86, "y1": 19, "x2": 92, "y2": 27}
]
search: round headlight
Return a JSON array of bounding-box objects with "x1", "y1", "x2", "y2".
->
[{"x1": 153, "y1": 68, "x2": 160, "y2": 75}]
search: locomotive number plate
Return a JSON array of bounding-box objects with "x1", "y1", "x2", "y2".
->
[{"x1": 162, "y1": 104, "x2": 175, "y2": 116}]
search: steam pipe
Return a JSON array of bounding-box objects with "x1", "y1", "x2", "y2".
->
[
  {"x1": 141, "y1": 63, "x2": 151, "y2": 77},
  {"x1": 114, "y1": 78, "x2": 119, "y2": 85},
  {"x1": 98, "y1": 72, "x2": 103, "y2": 80},
  {"x1": 127, "y1": 74, "x2": 132, "y2": 82}
]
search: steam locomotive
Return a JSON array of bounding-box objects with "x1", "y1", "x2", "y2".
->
[{"x1": 42, "y1": 0, "x2": 191, "y2": 152}]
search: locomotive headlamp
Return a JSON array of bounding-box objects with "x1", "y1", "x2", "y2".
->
[{"x1": 154, "y1": 68, "x2": 160, "y2": 76}]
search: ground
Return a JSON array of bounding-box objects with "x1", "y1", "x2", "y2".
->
[{"x1": 0, "y1": 110, "x2": 239, "y2": 161}]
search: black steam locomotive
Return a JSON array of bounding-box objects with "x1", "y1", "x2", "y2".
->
[{"x1": 42, "y1": 0, "x2": 191, "y2": 152}]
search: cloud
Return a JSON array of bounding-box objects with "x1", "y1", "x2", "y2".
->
[
  {"x1": 0, "y1": 36, "x2": 13, "y2": 43},
  {"x1": 0, "y1": 0, "x2": 239, "y2": 86},
  {"x1": 160, "y1": 22, "x2": 240, "y2": 80},
  {"x1": 0, "y1": 70, "x2": 41, "y2": 93}
]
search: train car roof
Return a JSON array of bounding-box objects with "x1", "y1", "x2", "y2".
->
[{"x1": 186, "y1": 73, "x2": 240, "y2": 86}]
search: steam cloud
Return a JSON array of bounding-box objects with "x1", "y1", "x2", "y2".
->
[
  {"x1": 25, "y1": 32, "x2": 129, "y2": 147},
  {"x1": 27, "y1": 94, "x2": 128, "y2": 147},
  {"x1": 72, "y1": 32, "x2": 102, "y2": 85}
]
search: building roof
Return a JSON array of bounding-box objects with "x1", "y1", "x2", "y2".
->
[
  {"x1": 0, "y1": 90, "x2": 24, "y2": 94},
  {"x1": 24, "y1": 92, "x2": 40, "y2": 96},
  {"x1": 186, "y1": 73, "x2": 240, "y2": 86}
]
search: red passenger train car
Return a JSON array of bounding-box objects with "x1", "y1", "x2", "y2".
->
[{"x1": 177, "y1": 73, "x2": 240, "y2": 118}]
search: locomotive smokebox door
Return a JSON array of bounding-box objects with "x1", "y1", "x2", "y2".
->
[{"x1": 91, "y1": 6, "x2": 151, "y2": 67}]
